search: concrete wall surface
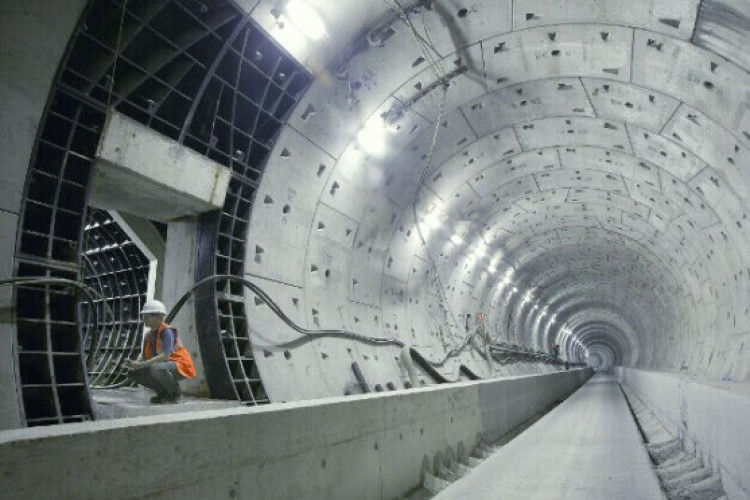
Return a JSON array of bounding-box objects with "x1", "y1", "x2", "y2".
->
[
  {"x1": 616, "y1": 367, "x2": 750, "y2": 500},
  {"x1": 0, "y1": 369, "x2": 590, "y2": 499}
]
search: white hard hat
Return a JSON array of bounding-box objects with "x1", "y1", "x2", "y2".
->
[{"x1": 140, "y1": 300, "x2": 167, "y2": 315}]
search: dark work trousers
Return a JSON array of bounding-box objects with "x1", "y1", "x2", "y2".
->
[{"x1": 128, "y1": 361, "x2": 184, "y2": 399}]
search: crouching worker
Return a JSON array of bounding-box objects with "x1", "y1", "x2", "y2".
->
[{"x1": 124, "y1": 300, "x2": 196, "y2": 403}]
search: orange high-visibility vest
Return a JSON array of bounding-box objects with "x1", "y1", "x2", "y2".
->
[{"x1": 143, "y1": 322, "x2": 196, "y2": 379}]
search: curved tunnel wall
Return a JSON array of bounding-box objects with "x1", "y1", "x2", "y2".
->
[
  {"x1": 244, "y1": 0, "x2": 750, "y2": 401},
  {"x1": 5, "y1": 0, "x2": 750, "y2": 423}
]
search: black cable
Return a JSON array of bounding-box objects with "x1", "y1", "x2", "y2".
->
[
  {"x1": 4, "y1": 275, "x2": 566, "y2": 391},
  {"x1": 0, "y1": 277, "x2": 102, "y2": 364},
  {"x1": 167, "y1": 274, "x2": 405, "y2": 348}
]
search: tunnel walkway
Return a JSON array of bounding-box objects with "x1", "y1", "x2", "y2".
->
[{"x1": 436, "y1": 374, "x2": 665, "y2": 499}]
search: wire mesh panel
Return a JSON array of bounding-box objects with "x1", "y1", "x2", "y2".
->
[
  {"x1": 81, "y1": 209, "x2": 150, "y2": 387},
  {"x1": 14, "y1": 86, "x2": 102, "y2": 426},
  {"x1": 14, "y1": 0, "x2": 312, "y2": 424},
  {"x1": 188, "y1": 16, "x2": 313, "y2": 402}
]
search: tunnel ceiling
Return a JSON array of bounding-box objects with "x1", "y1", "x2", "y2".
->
[{"x1": 243, "y1": 0, "x2": 750, "y2": 391}]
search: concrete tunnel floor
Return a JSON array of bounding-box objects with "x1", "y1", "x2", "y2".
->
[
  {"x1": 436, "y1": 373, "x2": 664, "y2": 500},
  {"x1": 89, "y1": 387, "x2": 241, "y2": 420}
]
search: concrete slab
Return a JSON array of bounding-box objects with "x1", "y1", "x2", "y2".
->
[
  {"x1": 90, "y1": 387, "x2": 241, "y2": 420},
  {"x1": 436, "y1": 374, "x2": 665, "y2": 500}
]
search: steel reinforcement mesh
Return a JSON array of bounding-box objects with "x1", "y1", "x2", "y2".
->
[
  {"x1": 82, "y1": 209, "x2": 150, "y2": 387},
  {"x1": 14, "y1": 0, "x2": 312, "y2": 425}
]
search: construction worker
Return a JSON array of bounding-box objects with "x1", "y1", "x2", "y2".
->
[{"x1": 124, "y1": 300, "x2": 196, "y2": 403}]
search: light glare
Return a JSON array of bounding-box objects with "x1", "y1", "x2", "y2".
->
[
  {"x1": 285, "y1": 0, "x2": 327, "y2": 40},
  {"x1": 424, "y1": 212, "x2": 441, "y2": 228},
  {"x1": 357, "y1": 121, "x2": 387, "y2": 156}
]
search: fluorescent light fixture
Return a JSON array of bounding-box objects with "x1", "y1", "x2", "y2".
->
[
  {"x1": 512, "y1": 287, "x2": 519, "y2": 293},
  {"x1": 487, "y1": 265, "x2": 496, "y2": 274},
  {"x1": 451, "y1": 234, "x2": 463, "y2": 245},
  {"x1": 284, "y1": 0, "x2": 327, "y2": 40}
]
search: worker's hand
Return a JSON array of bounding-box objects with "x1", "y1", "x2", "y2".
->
[{"x1": 124, "y1": 359, "x2": 143, "y2": 370}]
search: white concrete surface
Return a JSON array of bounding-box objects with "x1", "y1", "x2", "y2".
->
[
  {"x1": 0, "y1": 369, "x2": 590, "y2": 499},
  {"x1": 244, "y1": 0, "x2": 750, "y2": 396},
  {"x1": 437, "y1": 374, "x2": 665, "y2": 500},
  {"x1": 617, "y1": 367, "x2": 750, "y2": 500},
  {"x1": 91, "y1": 112, "x2": 230, "y2": 222}
]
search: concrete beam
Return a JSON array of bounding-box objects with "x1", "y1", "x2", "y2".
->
[
  {"x1": 90, "y1": 112, "x2": 230, "y2": 223},
  {"x1": 0, "y1": 370, "x2": 590, "y2": 499}
]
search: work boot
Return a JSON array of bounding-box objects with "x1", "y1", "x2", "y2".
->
[
  {"x1": 166, "y1": 388, "x2": 183, "y2": 403},
  {"x1": 150, "y1": 395, "x2": 165, "y2": 404}
]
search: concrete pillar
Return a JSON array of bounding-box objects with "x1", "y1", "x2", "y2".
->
[
  {"x1": 161, "y1": 221, "x2": 208, "y2": 397},
  {"x1": 0, "y1": 0, "x2": 87, "y2": 430}
]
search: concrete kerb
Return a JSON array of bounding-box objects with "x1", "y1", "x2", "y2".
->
[{"x1": 0, "y1": 369, "x2": 591, "y2": 499}]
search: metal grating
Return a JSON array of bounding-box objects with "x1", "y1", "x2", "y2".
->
[
  {"x1": 14, "y1": 84, "x2": 101, "y2": 425},
  {"x1": 81, "y1": 209, "x2": 150, "y2": 387},
  {"x1": 212, "y1": 177, "x2": 270, "y2": 404},
  {"x1": 14, "y1": 0, "x2": 312, "y2": 424}
]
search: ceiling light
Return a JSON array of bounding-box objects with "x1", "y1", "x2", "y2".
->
[
  {"x1": 451, "y1": 234, "x2": 463, "y2": 245},
  {"x1": 424, "y1": 212, "x2": 441, "y2": 229},
  {"x1": 487, "y1": 266, "x2": 496, "y2": 274},
  {"x1": 284, "y1": 0, "x2": 327, "y2": 40},
  {"x1": 357, "y1": 120, "x2": 388, "y2": 156}
]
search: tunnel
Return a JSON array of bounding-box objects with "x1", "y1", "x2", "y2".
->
[{"x1": 1, "y1": 0, "x2": 749, "y2": 498}]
